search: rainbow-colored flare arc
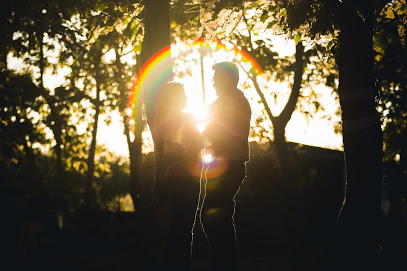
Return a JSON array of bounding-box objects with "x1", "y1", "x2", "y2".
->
[{"x1": 127, "y1": 38, "x2": 263, "y2": 129}]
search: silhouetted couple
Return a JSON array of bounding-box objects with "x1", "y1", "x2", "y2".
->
[{"x1": 154, "y1": 62, "x2": 251, "y2": 271}]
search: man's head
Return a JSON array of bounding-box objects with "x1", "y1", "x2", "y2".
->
[{"x1": 212, "y1": 62, "x2": 239, "y2": 95}]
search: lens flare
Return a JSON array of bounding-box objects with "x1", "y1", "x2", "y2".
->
[
  {"x1": 127, "y1": 38, "x2": 263, "y2": 137},
  {"x1": 203, "y1": 153, "x2": 214, "y2": 164}
]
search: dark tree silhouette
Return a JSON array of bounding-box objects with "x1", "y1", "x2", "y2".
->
[{"x1": 140, "y1": 0, "x2": 173, "y2": 197}]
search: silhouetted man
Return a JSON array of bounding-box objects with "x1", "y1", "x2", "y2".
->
[{"x1": 201, "y1": 62, "x2": 251, "y2": 271}]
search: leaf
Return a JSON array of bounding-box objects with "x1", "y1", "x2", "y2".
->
[
  {"x1": 373, "y1": 34, "x2": 387, "y2": 54},
  {"x1": 123, "y1": 15, "x2": 132, "y2": 26},
  {"x1": 131, "y1": 19, "x2": 138, "y2": 29},
  {"x1": 133, "y1": 42, "x2": 142, "y2": 54},
  {"x1": 267, "y1": 21, "x2": 278, "y2": 29},
  {"x1": 268, "y1": 5, "x2": 277, "y2": 13},
  {"x1": 314, "y1": 101, "x2": 321, "y2": 111},
  {"x1": 294, "y1": 33, "x2": 301, "y2": 44},
  {"x1": 95, "y1": 3, "x2": 108, "y2": 12},
  {"x1": 280, "y1": 8, "x2": 287, "y2": 17},
  {"x1": 327, "y1": 40, "x2": 333, "y2": 50},
  {"x1": 260, "y1": 10, "x2": 269, "y2": 23},
  {"x1": 246, "y1": 1, "x2": 260, "y2": 10},
  {"x1": 385, "y1": 8, "x2": 395, "y2": 19},
  {"x1": 185, "y1": 5, "x2": 200, "y2": 14},
  {"x1": 130, "y1": 25, "x2": 141, "y2": 41}
]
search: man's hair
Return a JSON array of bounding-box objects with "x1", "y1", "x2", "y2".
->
[{"x1": 212, "y1": 62, "x2": 239, "y2": 84}]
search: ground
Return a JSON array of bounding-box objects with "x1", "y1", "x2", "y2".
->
[{"x1": 4, "y1": 188, "x2": 406, "y2": 271}]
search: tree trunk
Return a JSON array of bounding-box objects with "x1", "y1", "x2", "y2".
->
[
  {"x1": 54, "y1": 117, "x2": 65, "y2": 210},
  {"x1": 84, "y1": 84, "x2": 101, "y2": 209},
  {"x1": 141, "y1": 0, "x2": 173, "y2": 124},
  {"x1": 335, "y1": 2, "x2": 383, "y2": 268},
  {"x1": 124, "y1": 116, "x2": 141, "y2": 210},
  {"x1": 272, "y1": 42, "x2": 304, "y2": 176},
  {"x1": 141, "y1": 0, "x2": 172, "y2": 194},
  {"x1": 124, "y1": 109, "x2": 146, "y2": 212},
  {"x1": 0, "y1": 37, "x2": 8, "y2": 69},
  {"x1": 272, "y1": 121, "x2": 290, "y2": 174},
  {"x1": 38, "y1": 32, "x2": 45, "y2": 88},
  {"x1": 21, "y1": 118, "x2": 49, "y2": 207},
  {"x1": 139, "y1": 2, "x2": 173, "y2": 268},
  {"x1": 242, "y1": 14, "x2": 304, "y2": 177},
  {"x1": 38, "y1": 32, "x2": 65, "y2": 211}
]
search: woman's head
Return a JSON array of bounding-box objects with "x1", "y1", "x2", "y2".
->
[{"x1": 157, "y1": 81, "x2": 187, "y2": 112}]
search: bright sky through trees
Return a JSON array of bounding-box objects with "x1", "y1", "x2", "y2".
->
[
  {"x1": 7, "y1": 35, "x2": 343, "y2": 158},
  {"x1": 97, "y1": 36, "x2": 343, "y2": 156}
]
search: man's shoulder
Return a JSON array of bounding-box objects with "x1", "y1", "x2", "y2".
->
[
  {"x1": 235, "y1": 90, "x2": 251, "y2": 110},
  {"x1": 208, "y1": 97, "x2": 223, "y2": 111}
]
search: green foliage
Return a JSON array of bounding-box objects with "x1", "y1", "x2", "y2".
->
[
  {"x1": 97, "y1": 157, "x2": 131, "y2": 211},
  {"x1": 221, "y1": 8, "x2": 338, "y2": 142},
  {"x1": 171, "y1": 0, "x2": 201, "y2": 40},
  {"x1": 85, "y1": 0, "x2": 144, "y2": 53},
  {"x1": 1, "y1": 153, "x2": 47, "y2": 209},
  {"x1": 1, "y1": 0, "x2": 144, "y2": 212},
  {"x1": 0, "y1": 70, "x2": 45, "y2": 161},
  {"x1": 375, "y1": 1, "x2": 407, "y2": 172}
]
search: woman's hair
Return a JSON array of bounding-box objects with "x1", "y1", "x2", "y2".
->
[
  {"x1": 153, "y1": 82, "x2": 185, "y2": 146},
  {"x1": 158, "y1": 81, "x2": 185, "y2": 107}
]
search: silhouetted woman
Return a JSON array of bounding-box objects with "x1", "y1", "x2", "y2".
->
[{"x1": 154, "y1": 81, "x2": 203, "y2": 271}]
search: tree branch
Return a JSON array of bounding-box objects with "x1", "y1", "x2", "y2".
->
[{"x1": 278, "y1": 42, "x2": 304, "y2": 125}]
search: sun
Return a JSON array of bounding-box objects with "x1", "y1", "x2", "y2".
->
[
  {"x1": 178, "y1": 64, "x2": 214, "y2": 133},
  {"x1": 170, "y1": 38, "x2": 262, "y2": 132}
]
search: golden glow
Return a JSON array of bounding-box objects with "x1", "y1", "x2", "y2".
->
[
  {"x1": 202, "y1": 153, "x2": 214, "y2": 164},
  {"x1": 98, "y1": 37, "x2": 342, "y2": 156},
  {"x1": 17, "y1": 36, "x2": 343, "y2": 157}
]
